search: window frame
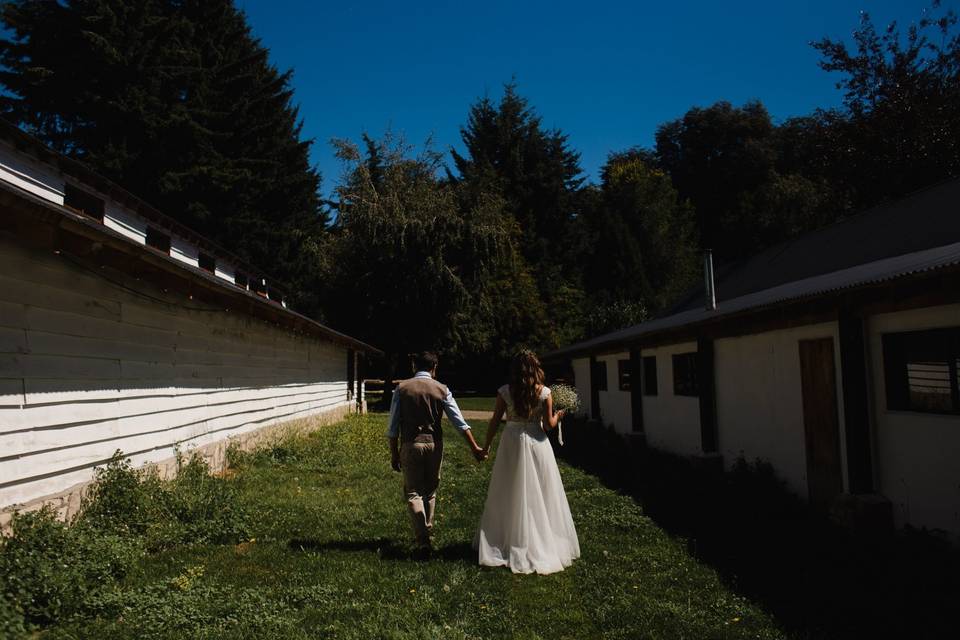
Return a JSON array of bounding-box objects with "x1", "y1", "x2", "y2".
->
[
  {"x1": 198, "y1": 252, "x2": 216, "y2": 274},
  {"x1": 145, "y1": 226, "x2": 171, "y2": 255},
  {"x1": 882, "y1": 326, "x2": 960, "y2": 415},
  {"x1": 672, "y1": 352, "x2": 699, "y2": 397},
  {"x1": 64, "y1": 183, "x2": 105, "y2": 222},
  {"x1": 618, "y1": 359, "x2": 631, "y2": 392}
]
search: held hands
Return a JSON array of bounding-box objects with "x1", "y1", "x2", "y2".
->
[{"x1": 472, "y1": 445, "x2": 488, "y2": 463}]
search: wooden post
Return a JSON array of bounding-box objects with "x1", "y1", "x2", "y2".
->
[
  {"x1": 629, "y1": 347, "x2": 644, "y2": 433},
  {"x1": 589, "y1": 354, "x2": 600, "y2": 421},
  {"x1": 697, "y1": 337, "x2": 718, "y2": 453},
  {"x1": 838, "y1": 311, "x2": 875, "y2": 493}
]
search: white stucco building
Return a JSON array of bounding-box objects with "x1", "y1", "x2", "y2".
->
[
  {"x1": 546, "y1": 179, "x2": 960, "y2": 536},
  {"x1": 0, "y1": 121, "x2": 379, "y2": 524}
]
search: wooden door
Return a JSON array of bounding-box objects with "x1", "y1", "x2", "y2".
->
[{"x1": 799, "y1": 338, "x2": 844, "y2": 510}]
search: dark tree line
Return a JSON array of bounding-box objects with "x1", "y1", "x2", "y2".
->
[{"x1": 1, "y1": 1, "x2": 958, "y2": 387}]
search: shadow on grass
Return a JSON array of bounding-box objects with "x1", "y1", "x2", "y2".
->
[
  {"x1": 287, "y1": 538, "x2": 476, "y2": 563},
  {"x1": 556, "y1": 419, "x2": 960, "y2": 640}
]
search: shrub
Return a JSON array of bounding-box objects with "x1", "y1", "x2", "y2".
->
[
  {"x1": 0, "y1": 507, "x2": 139, "y2": 625},
  {"x1": 78, "y1": 452, "x2": 166, "y2": 537},
  {"x1": 77, "y1": 451, "x2": 251, "y2": 550},
  {"x1": 157, "y1": 453, "x2": 251, "y2": 548},
  {"x1": 0, "y1": 591, "x2": 26, "y2": 639}
]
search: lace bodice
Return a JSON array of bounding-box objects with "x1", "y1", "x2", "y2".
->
[{"x1": 498, "y1": 384, "x2": 551, "y2": 424}]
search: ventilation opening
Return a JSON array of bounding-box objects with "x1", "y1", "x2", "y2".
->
[
  {"x1": 198, "y1": 252, "x2": 215, "y2": 273},
  {"x1": 64, "y1": 184, "x2": 105, "y2": 221},
  {"x1": 145, "y1": 227, "x2": 171, "y2": 254}
]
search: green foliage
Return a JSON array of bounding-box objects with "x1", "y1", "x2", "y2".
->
[
  {"x1": 583, "y1": 299, "x2": 649, "y2": 338},
  {"x1": 159, "y1": 453, "x2": 251, "y2": 548},
  {"x1": 0, "y1": 0, "x2": 328, "y2": 316},
  {"x1": 0, "y1": 506, "x2": 140, "y2": 626},
  {"x1": 325, "y1": 132, "x2": 547, "y2": 386},
  {"x1": 79, "y1": 453, "x2": 168, "y2": 538},
  {"x1": 77, "y1": 451, "x2": 250, "y2": 550},
  {"x1": 0, "y1": 591, "x2": 26, "y2": 639},
  {"x1": 589, "y1": 151, "x2": 699, "y2": 311},
  {"x1": 0, "y1": 450, "x2": 251, "y2": 632},
  {"x1": 809, "y1": 1, "x2": 960, "y2": 209},
  {"x1": 451, "y1": 83, "x2": 590, "y2": 352}
]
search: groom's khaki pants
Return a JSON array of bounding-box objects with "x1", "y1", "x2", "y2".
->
[{"x1": 400, "y1": 440, "x2": 443, "y2": 547}]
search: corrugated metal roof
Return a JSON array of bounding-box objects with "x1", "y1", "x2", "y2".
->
[
  {"x1": 667, "y1": 177, "x2": 960, "y2": 315},
  {"x1": 545, "y1": 239, "x2": 960, "y2": 359}
]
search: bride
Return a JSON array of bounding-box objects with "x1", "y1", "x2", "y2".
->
[{"x1": 474, "y1": 349, "x2": 580, "y2": 574}]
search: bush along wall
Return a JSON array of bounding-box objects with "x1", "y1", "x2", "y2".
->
[{"x1": 0, "y1": 451, "x2": 251, "y2": 632}]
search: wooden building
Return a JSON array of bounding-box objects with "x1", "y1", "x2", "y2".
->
[
  {"x1": 0, "y1": 121, "x2": 380, "y2": 524},
  {"x1": 545, "y1": 179, "x2": 960, "y2": 536}
]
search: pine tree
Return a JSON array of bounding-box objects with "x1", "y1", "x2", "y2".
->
[{"x1": 451, "y1": 83, "x2": 587, "y2": 349}]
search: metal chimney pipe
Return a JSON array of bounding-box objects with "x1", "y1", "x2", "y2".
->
[{"x1": 704, "y1": 250, "x2": 717, "y2": 311}]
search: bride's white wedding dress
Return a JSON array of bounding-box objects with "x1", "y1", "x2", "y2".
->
[{"x1": 474, "y1": 384, "x2": 580, "y2": 574}]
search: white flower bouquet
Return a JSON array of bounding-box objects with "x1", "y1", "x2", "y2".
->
[
  {"x1": 551, "y1": 383, "x2": 581, "y2": 415},
  {"x1": 549, "y1": 384, "x2": 581, "y2": 446}
]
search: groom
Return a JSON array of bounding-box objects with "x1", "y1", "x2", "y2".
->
[{"x1": 386, "y1": 351, "x2": 485, "y2": 557}]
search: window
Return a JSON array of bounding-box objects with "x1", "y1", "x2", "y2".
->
[
  {"x1": 234, "y1": 271, "x2": 249, "y2": 289},
  {"x1": 64, "y1": 184, "x2": 104, "y2": 221},
  {"x1": 883, "y1": 327, "x2": 960, "y2": 414},
  {"x1": 198, "y1": 252, "x2": 215, "y2": 273},
  {"x1": 643, "y1": 356, "x2": 658, "y2": 396},
  {"x1": 672, "y1": 352, "x2": 699, "y2": 397},
  {"x1": 145, "y1": 227, "x2": 171, "y2": 254},
  {"x1": 251, "y1": 278, "x2": 268, "y2": 297},
  {"x1": 618, "y1": 360, "x2": 631, "y2": 391},
  {"x1": 593, "y1": 359, "x2": 608, "y2": 391}
]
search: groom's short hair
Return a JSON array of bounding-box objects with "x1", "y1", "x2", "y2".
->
[{"x1": 414, "y1": 351, "x2": 439, "y2": 373}]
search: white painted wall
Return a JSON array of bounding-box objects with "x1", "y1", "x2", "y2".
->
[
  {"x1": 867, "y1": 304, "x2": 960, "y2": 534},
  {"x1": 640, "y1": 342, "x2": 702, "y2": 456},
  {"x1": 714, "y1": 322, "x2": 845, "y2": 500},
  {"x1": 596, "y1": 352, "x2": 632, "y2": 434},
  {"x1": 571, "y1": 357, "x2": 591, "y2": 418},
  {"x1": 0, "y1": 239, "x2": 354, "y2": 510}
]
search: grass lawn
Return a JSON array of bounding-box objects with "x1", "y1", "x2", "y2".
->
[
  {"x1": 42, "y1": 412, "x2": 786, "y2": 640},
  {"x1": 452, "y1": 396, "x2": 497, "y2": 412}
]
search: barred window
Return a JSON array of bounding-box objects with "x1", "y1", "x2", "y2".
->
[{"x1": 883, "y1": 327, "x2": 960, "y2": 415}]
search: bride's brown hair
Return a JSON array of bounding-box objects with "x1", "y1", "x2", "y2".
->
[{"x1": 509, "y1": 349, "x2": 545, "y2": 420}]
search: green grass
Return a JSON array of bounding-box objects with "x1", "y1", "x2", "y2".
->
[
  {"x1": 453, "y1": 396, "x2": 497, "y2": 412},
  {"x1": 40, "y1": 412, "x2": 786, "y2": 640}
]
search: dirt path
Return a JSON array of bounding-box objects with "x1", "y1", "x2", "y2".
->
[{"x1": 462, "y1": 410, "x2": 494, "y2": 420}]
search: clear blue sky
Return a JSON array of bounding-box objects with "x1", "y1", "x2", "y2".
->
[{"x1": 235, "y1": 0, "x2": 951, "y2": 195}]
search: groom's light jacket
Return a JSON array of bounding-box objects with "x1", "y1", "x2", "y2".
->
[{"x1": 385, "y1": 371, "x2": 472, "y2": 442}]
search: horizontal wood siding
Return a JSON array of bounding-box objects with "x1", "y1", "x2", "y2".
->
[{"x1": 0, "y1": 239, "x2": 352, "y2": 508}]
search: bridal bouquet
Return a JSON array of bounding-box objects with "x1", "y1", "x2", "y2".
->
[
  {"x1": 551, "y1": 384, "x2": 581, "y2": 415},
  {"x1": 549, "y1": 384, "x2": 581, "y2": 446}
]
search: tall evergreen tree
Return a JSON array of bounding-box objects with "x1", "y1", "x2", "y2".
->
[
  {"x1": 451, "y1": 83, "x2": 587, "y2": 348},
  {"x1": 451, "y1": 84, "x2": 584, "y2": 267},
  {"x1": 0, "y1": 0, "x2": 327, "y2": 315}
]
